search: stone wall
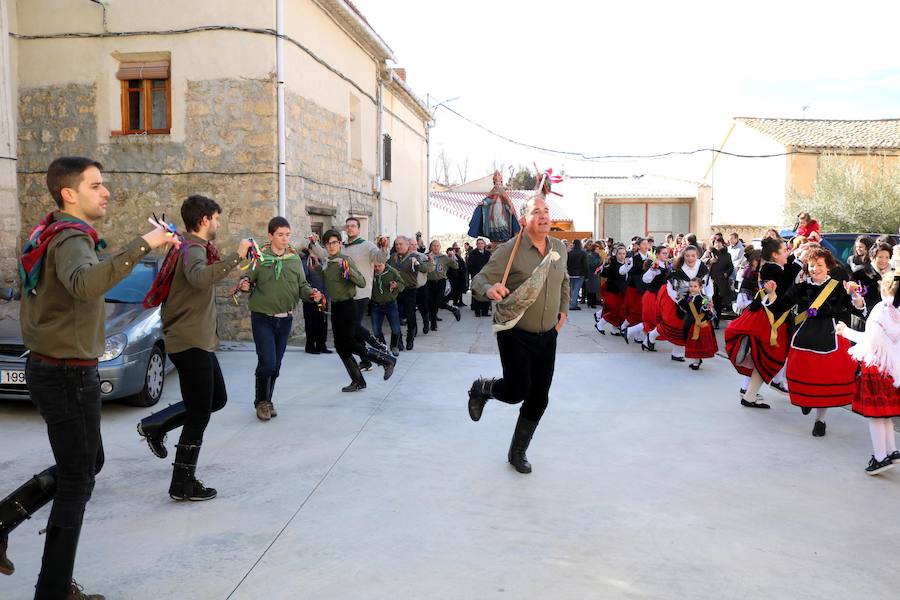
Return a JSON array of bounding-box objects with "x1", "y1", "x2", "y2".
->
[
  {"x1": 284, "y1": 90, "x2": 375, "y2": 238},
  {"x1": 16, "y1": 78, "x2": 279, "y2": 340}
]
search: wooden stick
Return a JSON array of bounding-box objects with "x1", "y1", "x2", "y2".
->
[{"x1": 501, "y1": 229, "x2": 523, "y2": 287}]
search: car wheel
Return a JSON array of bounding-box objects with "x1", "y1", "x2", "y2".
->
[{"x1": 123, "y1": 346, "x2": 166, "y2": 407}]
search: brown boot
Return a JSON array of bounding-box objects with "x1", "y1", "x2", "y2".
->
[
  {"x1": 255, "y1": 402, "x2": 271, "y2": 421},
  {"x1": 67, "y1": 579, "x2": 106, "y2": 599},
  {"x1": 0, "y1": 535, "x2": 13, "y2": 576},
  {"x1": 267, "y1": 401, "x2": 278, "y2": 418}
]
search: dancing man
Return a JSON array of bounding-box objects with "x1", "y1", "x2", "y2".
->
[
  {"x1": 467, "y1": 194, "x2": 569, "y2": 474},
  {"x1": 1, "y1": 156, "x2": 173, "y2": 599},
  {"x1": 236, "y1": 216, "x2": 322, "y2": 420},
  {"x1": 388, "y1": 235, "x2": 434, "y2": 350},
  {"x1": 311, "y1": 217, "x2": 389, "y2": 370},
  {"x1": 317, "y1": 229, "x2": 396, "y2": 391},
  {"x1": 137, "y1": 195, "x2": 251, "y2": 501}
]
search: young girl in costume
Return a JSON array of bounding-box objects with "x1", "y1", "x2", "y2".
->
[
  {"x1": 677, "y1": 278, "x2": 718, "y2": 370},
  {"x1": 733, "y1": 250, "x2": 761, "y2": 314},
  {"x1": 595, "y1": 245, "x2": 628, "y2": 336},
  {"x1": 837, "y1": 272, "x2": 900, "y2": 475},
  {"x1": 621, "y1": 238, "x2": 652, "y2": 343},
  {"x1": 766, "y1": 246, "x2": 867, "y2": 437},
  {"x1": 639, "y1": 246, "x2": 671, "y2": 352},
  {"x1": 653, "y1": 245, "x2": 713, "y2": 362},
  {"x1": 850, "y1": 241, "x2": 892, "y2": 331},
  {"x1": 724, "y1": 237, "x2": 801, "y2": 409}
]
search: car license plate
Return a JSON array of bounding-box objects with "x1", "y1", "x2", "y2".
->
[{"x1": 1, "y1": 370, "x2": 26, "y2": 385}]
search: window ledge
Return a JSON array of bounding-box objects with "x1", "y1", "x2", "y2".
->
[{"x1": 111, "y1": 130, "x2": 171, "y2": 137}]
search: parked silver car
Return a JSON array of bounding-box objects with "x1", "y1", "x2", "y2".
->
[{"x1": 0, "y1": 257, "x2": 170, "y2": 407}]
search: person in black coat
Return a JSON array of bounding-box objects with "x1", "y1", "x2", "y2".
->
[
  {"x1": 301, "y1": 249, "x2": 331, "y2": 354},
  {"x1": 567, "y1": 239, "x2": 590, "y2": 310},
  {"x1": 705, "y1": 238, "x2": 734, "y2": 328},
  {"x1": 467, "y1": 238, "x2": 492, "y2": 317}
]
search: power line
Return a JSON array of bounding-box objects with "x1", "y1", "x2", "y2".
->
[{"x1": 434, "y1": 104, "x2": 800, "y2": 162}]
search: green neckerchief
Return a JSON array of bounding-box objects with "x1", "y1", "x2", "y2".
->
[
  {"x1": 258, "y1": 243, "x2": 300, "y2": 280},
  {"x1": 345, "y1": 237, "x2": 366, "y2": 247}
]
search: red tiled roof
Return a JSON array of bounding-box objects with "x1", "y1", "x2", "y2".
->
[
  {"x1": 735, "y1": 117, "x2": 900, "y2": 149},
  {"x1": 429, "y1": 191, "x2": 572, "y2": 222}
]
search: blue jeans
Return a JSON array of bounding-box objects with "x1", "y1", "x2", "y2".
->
[
  {"x1": 251, "y1": 311, "x2": 293, "y2": 379},
  {"x1": 569, "y1": 276, "x2": 584, "y2": 309},
  {"x1": 370, "y1": 300, "x2": 401, "y2": 338}
]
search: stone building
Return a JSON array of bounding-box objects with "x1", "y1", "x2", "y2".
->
[{"x1": 0, "y1": 0, "x2": 431, "y2": 339}]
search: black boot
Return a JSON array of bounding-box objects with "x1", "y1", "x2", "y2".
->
[
  {"x1": 340, "y1": 355, "x2": 367, "y2": 392},
  {"x1": 0, "y1": 536, "x2": 11, "y2": 576},
  {"x1": 406, "y1": 333, "x2": 415, "y2": 351},
  {"x1": 137, "y1": 402, "x2": 186, "y2": 459},
  {"x1": 169, "y1": 444, "x2": 216, "y2": 501},
  {"x1": 450, "y1": 306, "x2": 461, "y2": 322},
  {"x1": 508, "y1": 416, "x2": 538, "y2": 474},
  {"x1": 467, "y1": 378, "x2": 495, "y2": 422},
  {"x1": 0, "y1": 467, "x2": 57, "y2": 573},
  {"x1": 254, "y1": 376, "x2": 271, "y2": 421},
  {"x1": 34, "y1": 523, "x2": 87, "y2": 599},
  {"x1": 389, "y1": 333, "x2": 401, "y2": 357},
  {"x1": 365, "y1": 346, "x2": 397, "y2": 380},
  {"x1": 268, "y1": 377, "x2": 278, "y2": 417}
]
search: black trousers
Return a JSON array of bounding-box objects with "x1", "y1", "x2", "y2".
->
[
  {"x1": 491, "y1": 328, "x2": 559, "y2": 422},
  {"x1": 26, "y1": 356, "x2": 105, "y2": 599},
  {"x1": 353, "y1": 298, "x2": 371, "y2": 341},
  {"x1": 331, "y1": 299, "x2": 367, "y2": 361},
  {"x1": 472, "y1": 298, "x2": 491, "y2": 316},
  {"x1": 168, "y1": 349, "x2": 228, "y2": 446},
  {"x1": 426, "y1": 279, "x2": 448, "y2": 326},
  {"x1": 415, "y1": 285, "x2": 429, "y2": 330},
  {"x1": 302, "y1": 300, "x2": 328, "y2": 350},
  {"x1": 398, "y1": 287, "x2": 418, "y2": 338}
]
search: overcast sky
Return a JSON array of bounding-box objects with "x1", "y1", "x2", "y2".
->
[{"x1": 354, "y1": 0, "x2": 900, "y2": 183}]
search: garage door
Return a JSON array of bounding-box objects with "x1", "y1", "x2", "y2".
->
[{"x1": 604, "y1": 202, "x2": 690, "y2": 242}]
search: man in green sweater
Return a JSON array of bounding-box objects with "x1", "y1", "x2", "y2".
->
[
  {"x1": 426, "y1": 239, "x2": 461, "y2": 331},
  {"x1": 388, "y1": 235, "x2": 434, "y2": 350},
  {"x1": 370, "y1": 261, "x2": 405, "y2": 356},
  {"x1": 317, "y1": 229, "x2": 396, "y2": 392},
  {"x1": 237, "y1": 216, "x2": 322, "y2": 420}
]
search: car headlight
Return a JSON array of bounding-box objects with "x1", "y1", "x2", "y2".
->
[{"x1": 99, "y1": 333, "x2": 127, "y2": 362}]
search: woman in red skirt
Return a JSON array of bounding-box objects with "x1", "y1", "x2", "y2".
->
[
  {"x1": 651, "y1": 245, "x2": 713, "y2": 362},
  {"x1": 639, "y1": 246, "x2": 671, "y2": 351},
  {"x1": 768, "y1": 246, "x2": 867, "y2": 437},
  {"x1": 838, "y1": 273, "x2": 900, "y2": 475},
  {"x1": 622, "y1": 238, "x2": 653, "y2": 343},
  {"x1": 677, "y1": 278, "x2": 718, "y2": 369},
  {"x1": 724, "y1": 237, "x2": 802, "y2": 408},
  {"x1": 595, "y1": 245, "x2": 627, "y2": 336}
]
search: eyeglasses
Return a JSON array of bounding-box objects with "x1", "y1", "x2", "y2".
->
[{"x1": 326, "y1": 240, "x2": 342, "y2": 246}]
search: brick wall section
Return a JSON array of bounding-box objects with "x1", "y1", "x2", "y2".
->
[
  {"x1": 16, "y1": 79, "x2": 279, "y2": 341},
  {"x1": 285, "y1": 90, "x2": 374, "y2": 236},
  {"x1": 710, "y1": 225, "x2": 772, "y2": 244}
]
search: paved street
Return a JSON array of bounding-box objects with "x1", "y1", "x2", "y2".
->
[{"x1": 1, "y1": 303, "x2": 899, "y2": 600}]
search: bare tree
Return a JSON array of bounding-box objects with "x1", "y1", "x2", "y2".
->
[
  {"x1": 433, "y1": 148, "x2": 452, "y2": 185},
  {"x1": 456, "y1": 157, "x2": 469, "y2": 184}
]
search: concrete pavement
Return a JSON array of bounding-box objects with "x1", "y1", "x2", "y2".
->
[{"x1": 1, "y1": 302, "x2": 899, "y2": 599}]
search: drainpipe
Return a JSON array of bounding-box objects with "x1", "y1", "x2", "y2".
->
[
  {"x1": 376, "y1": 73, "x2": 384, "y2": 234},
  {"x1": 425, "y1": 123, "x2": 431, "y2": 240},
  {"x1": 276, "y1": 0, "x2": 287, "y2": 217}
]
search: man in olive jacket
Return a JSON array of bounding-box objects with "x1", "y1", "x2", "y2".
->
[
  {"x1": 6, "y1": 156, "x2": 173, "y2": 599},
  {"x1": 137, "y1": 195, "x2": 252, "y2": 503},
  {"x1": 468, "y1": 195, "x2": 569, "y2": 475}
]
